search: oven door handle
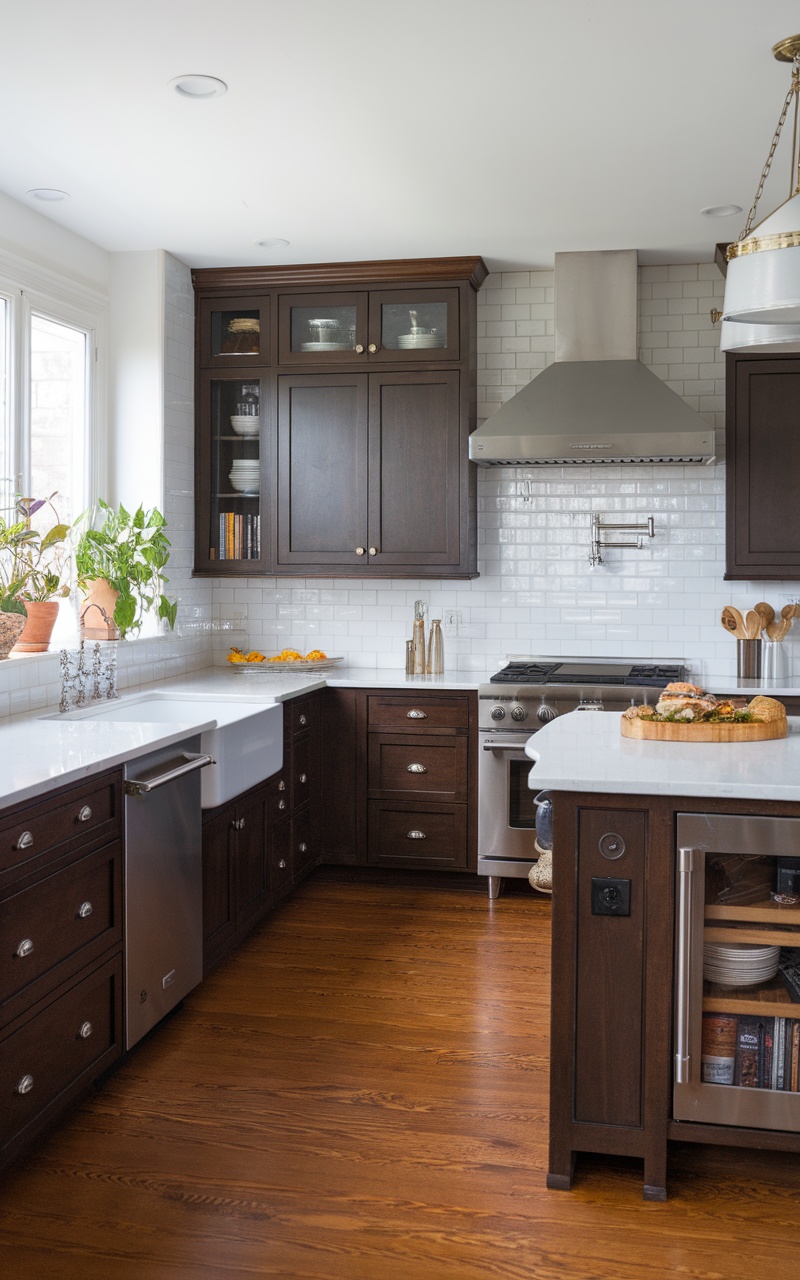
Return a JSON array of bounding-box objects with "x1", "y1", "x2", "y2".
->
[{"x1": 481, "y1": 737, "x2": 531, "y2": 753}]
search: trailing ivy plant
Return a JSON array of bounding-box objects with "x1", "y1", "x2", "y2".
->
[{"x1": 75, "y1": 500, "x2": 178, "y2": 639}]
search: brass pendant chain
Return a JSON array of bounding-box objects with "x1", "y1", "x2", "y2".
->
[{"x1": 740, "y1": 53, "x2": 800, "y2": 240}]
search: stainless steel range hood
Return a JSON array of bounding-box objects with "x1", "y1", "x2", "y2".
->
[{"x1": 469, "y1": 250, "x2": 715, "y2": 466}]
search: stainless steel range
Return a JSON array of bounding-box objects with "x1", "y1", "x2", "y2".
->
[{"x1": 477, "y1": 656, "x2": 686, "y2": 898}]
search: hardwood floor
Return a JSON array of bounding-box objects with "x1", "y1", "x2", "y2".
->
[{"x1": 2, "y1": 871, "x2": 800, "y2": 1279}]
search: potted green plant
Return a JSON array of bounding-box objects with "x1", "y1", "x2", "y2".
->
[
  {"x1": 0, "y1": 493, "x2": 72, "y2": 656},
  {"x1": 75, "y1": 500, "x2": 178, "y2": 640}
]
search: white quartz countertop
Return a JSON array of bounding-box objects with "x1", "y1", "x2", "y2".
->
[
  {"x1": 0, "y1": 665, "x2": 484, "y2": 811},
  {"x1": 525, "y1": 710, "x2": 800, "y2": 802}
]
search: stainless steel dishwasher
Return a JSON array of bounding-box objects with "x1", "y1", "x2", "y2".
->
[{"x1": 124, "y1": 738, "x2": 214, "y2": 1049}]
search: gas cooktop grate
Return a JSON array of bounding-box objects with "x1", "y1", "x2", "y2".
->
[{"x1": 488, "y1": 661, "x2": 685, "y2": 689}]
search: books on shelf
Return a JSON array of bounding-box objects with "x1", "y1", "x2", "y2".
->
[
  {"x1": 702, "y1": 1012, "x2": 800, "y2": 1090},
  {"x1": 218, "y1": 512, "x2": 260, "y2": 561}
]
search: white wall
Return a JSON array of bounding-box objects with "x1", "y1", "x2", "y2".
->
[
  {"x1": 209, "y1": 261, "x2": 800, "y2": 688},
  {"x1": 108, "y1": 251, "x2": 165, "y2": 512},
  {"x1": 0, "y1": 204, "x2": 210, "y2": 717}
]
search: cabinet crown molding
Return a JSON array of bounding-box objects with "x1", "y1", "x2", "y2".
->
[{"x1": 192, "y1": 255, "x2": 489, "y2": 293}]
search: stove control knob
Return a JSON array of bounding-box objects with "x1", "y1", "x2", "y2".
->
[
  {"x1": 537, "y1": 702, "x2": 558, "y2": 724},
  {"x1": 510, "y1": 705, "x2": 527, "y2": 722},
  {"x1": 490, "y1": 705, "x2": 506, "y2": 721}
]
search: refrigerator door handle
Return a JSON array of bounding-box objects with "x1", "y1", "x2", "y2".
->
[{"x1": 675, "y1": 845, "x2": 700, "y2": 1084}]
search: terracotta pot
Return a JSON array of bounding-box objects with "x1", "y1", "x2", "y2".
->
[
  {"x1": 10, "y1": 600, "x2": 60, "y2": 654},
  {"x1": 79, "y1": 579, "x2": 120, "y2": 640},
  {"x1": 0, "y1": 611, "x2": 27, "y2": 660}
]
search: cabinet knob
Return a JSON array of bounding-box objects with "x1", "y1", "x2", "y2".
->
[
  {"x1": 278, "y1": 780, "x2": 286, "y2": 791},
  {"x1": 407, "y1": 763, "x2": 428, "y2": 774},
  {"x1": 14, "y1": 830, "x2": 33, "y2": 851},
  {"x1": 77, "y1": 805, "x2": 93, "y2": 823},
  {"x1": 278, "y1": 859, "x2": 287, "y2": 869},
  {"x1": 78, "y1": 1021, "x2": 93, "y2": 1040},
  {"x1": 298, "y1": 842, "x2": 307, "y2": 853},
  {"x1": 406, "y1": 830, "x2": 426, "y2": 840},
  {"x1": 16, "y1": 938, "x2": 34, "y2": 958},
  {"x1": 355, "y1": 547, "x2": 366, "y2": 556},
  {"x1": 239, "y1": 817, "x2": 246, "y2": 830},
  {"x1": 16, "y1": 1074, "x2": 34, "y2": 1095},
  {"x1": 278, "y1": 799, "x2": 286, "y2": 811},
  {"x1": 299, "y1": 714, "x2": 308, "y2": 726},
  {"x1": 369, "y1": 547, "x2": 378, "y2": 556},
  {"x1": 355, "y1": 344, "x2": 365, "y2": 354},
  {"x1": 368, "y1": 343, "x2": 378, "y2": 354},
  {"x1": 299, "y1": 772, "x2": 307, "y2": 784},
  {"x1": 406, "y1": 709, "x2": 427, "y2": 719},
  {"x1": 78, "y1": 901, "x2": 93, "y2": 919}
]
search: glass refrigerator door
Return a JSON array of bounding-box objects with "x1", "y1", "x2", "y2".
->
[{"x1": 674, "y1": 813, "x2": 800, "y2": 1131}]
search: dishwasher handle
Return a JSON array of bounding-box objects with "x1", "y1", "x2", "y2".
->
[{"x1": 124, "y1": 752, "x2": 215, "y2": 797}]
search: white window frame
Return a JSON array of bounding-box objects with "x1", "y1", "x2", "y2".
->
[{"x1": 0, "y1": 245, "x2": 107, "y2": 517}]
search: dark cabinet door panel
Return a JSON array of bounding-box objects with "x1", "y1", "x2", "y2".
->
[
  {"x1": 726, "y1": 354, "x2": 800, "y2": 577},
  {"x1": 235, "y1": 792, "x2": 270, "y2": 923},
  {"x1": 277, "y1": 374, "x2": 369, "y2": 565},
  {"x1": 368, "y1": 372, "x2": 460, "y2": 567},
  {"x1": 573, "y1": 807, "x2": 646, "y2": 1129},
  {"x1": 202, "y1": 810, "x2": 237, "y2": 965}
]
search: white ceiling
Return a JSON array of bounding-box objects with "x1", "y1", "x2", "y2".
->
[{"x1": 3, "y1": 0, "x2": 800, "y2": 272}]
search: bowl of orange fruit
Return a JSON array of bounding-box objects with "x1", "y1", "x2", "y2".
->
[{"x1": 226, "y1": 646, "x2": 343, "y2": 672}]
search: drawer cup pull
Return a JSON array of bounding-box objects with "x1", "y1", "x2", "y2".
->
[
  {"x1": 298, "y1": 842, "x2": 308, "y2": 854},
  {"x1": 78, "y1": 901, "x2": 93, "y2": 919},
  {"x1": 406, "y1": 709, "x2": 427, "y2": 719},
  {"x1": 299, "y1": 773, "x2": 308, "y2": 784},
  {"x1": 14, "y1": 830, "x2": 34, "y2": 851},
  {"x1": 299, "y1": 714, "x2": 308, "y2": 726},
  {"x1": 407, "y1": 830, "x2": 426, "y2": 840},
  {"x1": 407, "y1": 763, "x2": 428, "y2": 774},
  {"x1": 78, "y1": 1021, "x2": 93, "y2": 1040},
  {"x1": 16, "y1": 938, "x2": 34, "y2": 958},
  {"x1": 278, "y1": 859, "x2": 287, "y2": 869},
  {"x1": 16, "y1": 1074, "x2": 34, "y2": 1095},
  {"x1": 77, "y1": 805, "x2": 93, "y2": 823}
]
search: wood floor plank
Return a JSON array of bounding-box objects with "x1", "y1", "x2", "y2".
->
[{"x1": 2, "y1": 872, "x2": 800, "y2": 1279}]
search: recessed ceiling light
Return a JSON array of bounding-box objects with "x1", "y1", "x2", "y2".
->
[
  {"x1": 256, "y1": 238, "x2": 290, "y2": 249},
  {"x1": 26, "y1": 188, "x2": 69, "y2": 202},
  {"x1": 700, "y1": 204, "x2": 743, "y2": 218},
  {"x1": 170, "y1": 74, "x2": 227, "y2": 99}
]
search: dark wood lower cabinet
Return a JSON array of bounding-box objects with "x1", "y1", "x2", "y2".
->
[
  {"x1": 0, "y1": 769, "x2": 124, "y2": 1174},
  {"x1": 548, "y1": 790, "x2": 800, "y2": 1202},
  {"x1": 201, "y1": 691, "x2": 324, "y2": 973}
]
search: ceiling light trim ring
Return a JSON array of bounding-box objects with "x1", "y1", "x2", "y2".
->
[{"x1": 727, "y1": 230, "x2": 800, "y2": 259}]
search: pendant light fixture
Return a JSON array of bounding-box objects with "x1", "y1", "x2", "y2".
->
[{"x1": 722, "y1": 36, "x2": 800, "y2": 333}]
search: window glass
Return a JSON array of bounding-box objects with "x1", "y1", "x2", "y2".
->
[
  {"x1": 0, "y1": 297, "x2": 10, "y2": 513},
  {"x1": 29, "y1": 313, "x2": 87, "y2": 528}
]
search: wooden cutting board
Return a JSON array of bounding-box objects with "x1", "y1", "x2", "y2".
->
[{"x1": 620, "y1": 716, "x2": 787, "y2": 742}]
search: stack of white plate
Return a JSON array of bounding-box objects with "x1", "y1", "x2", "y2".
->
[
  {"x1": 397, "y1": 332, "x2": 445, "y2": 349},
  {"x1": 229, "y1": 460, "x2": 260, "y2": 494},
  {"x1": 703, "y1": 941, "x2": 780, "y2": 987},
  {"x1": 230, "y1": 415, "x2": 260, "y2": 437}
]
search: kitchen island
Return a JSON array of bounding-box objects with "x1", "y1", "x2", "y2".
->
[{"x1": 525, "y1": 710, "x2": 800, "y2": 1201}]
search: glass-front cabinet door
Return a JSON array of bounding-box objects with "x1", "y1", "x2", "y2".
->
[
  {"x1": 369, "y1": 288, "x2": 460, "y2": 361},
  {"x1": 196, "y1": 372, "x2": 266, "y2": 572},
  {"x1": 278, "y1": 292, "x2": 367, "y2": 364},
  {"x1": 198, "y1": 295, "x2": 269, "y2": 368},
  {"x1": 674, "y1": 812, "x2": 800, "y2": 1133},
  {"x1": 278, "y1": 287, "x2": 460, "y2": 363}
]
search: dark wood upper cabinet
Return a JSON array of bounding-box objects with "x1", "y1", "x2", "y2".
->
[
  {"x1": 193, "y1": 257, "x2": 486, "y2": 579},
  {"x1": 726, "y1": 352, "x2": 800, "y2": 579}
]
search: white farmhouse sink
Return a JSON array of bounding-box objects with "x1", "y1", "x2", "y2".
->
[{"x1": 49, "y1": 693, "x2": 283, "y2": 808}]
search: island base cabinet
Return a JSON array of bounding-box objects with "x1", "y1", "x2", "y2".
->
[{"x1": 547, "y1": 795, "x2": 673, "y2": 1201}]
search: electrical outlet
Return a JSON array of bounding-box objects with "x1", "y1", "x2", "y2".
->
[{"x1": 443, "y1": 609, "x2": 462, "y2": 634}]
